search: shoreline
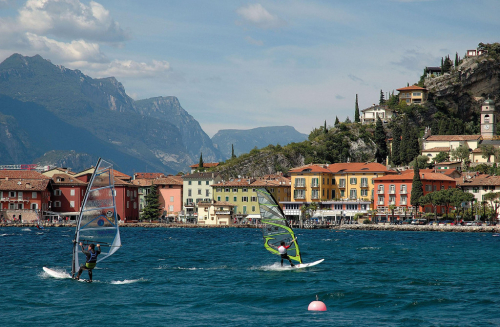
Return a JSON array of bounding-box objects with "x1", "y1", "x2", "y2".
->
[{"x1": 2, "y1": 222, "x2": 500, "y2": 233}]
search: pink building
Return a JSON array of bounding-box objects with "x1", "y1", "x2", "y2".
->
[{"x1": 155, "y1": 176, "x2": 183, "y2": 217}]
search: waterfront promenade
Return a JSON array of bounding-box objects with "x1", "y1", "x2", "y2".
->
[{"x1": 2, "y1": 222, "x2": 500, "y2": 233}]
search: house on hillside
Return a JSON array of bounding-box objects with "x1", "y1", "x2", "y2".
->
[
  {"x1": 360, "y1": 104, "x2": 395, "y2": 124},
  {"x1": 397, "y1": 85, "x2": 428, "y2": 104},
  {"x1": 189, "y1": 162, "x2": 220, "y2": 173}
]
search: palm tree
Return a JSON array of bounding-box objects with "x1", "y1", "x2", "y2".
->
[{"x1": 389, "y1": 204, "x2": 396, "y2": 224}]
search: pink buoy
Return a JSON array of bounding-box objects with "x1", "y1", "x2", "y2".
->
[{"x1": 308, "y1": 295, "x2": 327, "y2": 311}]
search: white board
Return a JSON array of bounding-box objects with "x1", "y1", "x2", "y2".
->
[
  {"x1": 43, "y1": 267, "x2": 87, "y2": 282},
  {"x1": 294, "y1": 259, "x2": 324, "y2": 269}
]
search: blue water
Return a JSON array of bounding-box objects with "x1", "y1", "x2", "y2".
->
[{"x1": 2, "y1": 227, "x2": 500, "y2": 326}]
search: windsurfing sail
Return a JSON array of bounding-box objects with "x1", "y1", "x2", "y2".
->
[
  {"x1": 256, "y1": 188, "x2": 302, "y2": 264},
  {"x1": 71, "y1": 158, "x2": 121, "y2": 277}
]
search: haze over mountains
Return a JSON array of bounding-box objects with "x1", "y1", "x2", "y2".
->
[{"x1": 0, "y1": 54, "x2": 306, "y2": 174}]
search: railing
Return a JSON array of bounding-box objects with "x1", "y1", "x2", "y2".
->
[
  {"x1": 294, "y1": 184, "x2": 306, "y2": 188},
  {"x1": 361, "y1": 183, "x2": 368, "y2": 188},
  {"x1": 311, "y1": 183, "x2": 319, "y2": 188},
  {"x1": 377, "y1": 190, "x2": 384, "y2": 194},
  {"x1": 294, "y1": 194, "x2": 305, "y2": 199},
  {"x1": 338, "y1": 183, "x2": 346, "y2": 188},
  {"x1": 400, "y1": 189, "x2": 407, "y2": 194},
  {"x1": 389, "y1": 189, "x2": 396, "y2": 194}
]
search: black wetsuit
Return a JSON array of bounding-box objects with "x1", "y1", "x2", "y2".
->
[{"x1": 76, "y1": 246, "x2": 101, "y2": 281}]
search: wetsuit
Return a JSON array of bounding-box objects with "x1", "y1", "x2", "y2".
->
[
  {"x1": 278, "y1": 243, "x2": 295, "y2": 267},
  {"x1": 76, "y1": 245, "x2": 101, "y2": 281}
]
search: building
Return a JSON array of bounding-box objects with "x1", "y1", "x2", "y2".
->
[
  {"x1": 374, "y1": 170, "x2": 456, "y2": 220},
  {"x1": 425, "y1": 66, "x2": 442, "y2": 77},
  {"x1": 0, "y1": 170, "x2": 51, "y2": 222},
  {"x1": 189, "y1": 162, "x2": 220, "y2": 173},
  {"x1": 466, "y1": 48, "x2": 488, "y2": 57},
  {"x1": 197, "y1": 201, "x2": 237, "y2": 226},
  {"x1": 360, "y1": 104, "x2": 395, "y2": 124},
  {"x1": 458, "y1": 173, "x2": 500, "y2": 202},
  {"x1": 282, "y1": 200, "x2": 370, "y2": 223},
  {"x1": 133, "y1": 172, "x2": 165, "y2": 180},
  {"x1": 212, "y1": 178, "x2": 260, "y2": 221},
  {"x1": 397, "y1": 85, "x2": 428, "y2": 105},
  {"x1": 182, "y1": 172, "x2": 222, "y2": 220},
  {"x1": 422, "y1": 135, "x2": 482, "y2": 162},
  {"x1": 44, "y1": 172, "x2": 87, "y2": 221},
  {"x1": 132, "y1": 175, "x2": 183, "y2": 220}
]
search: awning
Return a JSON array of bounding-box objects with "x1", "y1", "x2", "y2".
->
[{"x1": 244, "y1": 214, "x2": 261, "y2": 219}]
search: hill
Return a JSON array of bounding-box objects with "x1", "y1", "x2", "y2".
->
[{"x1": 211, "y1": 126, "x2": 308, "y2": 160}]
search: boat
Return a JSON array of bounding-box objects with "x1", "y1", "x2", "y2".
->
[
  {"x1": 43, "y1": 158, "x2": 121, "y2": 280},
  {"x1": 256, "y1": 188, "x2": 324, "y2": 269}
]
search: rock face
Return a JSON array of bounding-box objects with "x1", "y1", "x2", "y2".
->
[
  {"x1": 212, "y1": 126, "x2": 308, "y2": 160},
  {"x1": 0, "y1": 54, "x2": 221, "y2": 174},
  {"x1": 425, "y1": 55, "x2": 500, "y2": 118}
]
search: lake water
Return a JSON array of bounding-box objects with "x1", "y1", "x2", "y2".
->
[{"x1": 2, "y1": 227, "x2": 500, "y2": 326}]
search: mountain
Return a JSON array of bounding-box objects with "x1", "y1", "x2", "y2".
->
[
  {"x1": 211, "y1": 126, "x2": 308, "y2": 160},
  {"x1": 0, "y1": 54, "x2": 222, "y2": 173}
]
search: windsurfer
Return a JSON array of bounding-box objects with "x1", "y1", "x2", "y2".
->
[
  {"x1": 74, "y1": 242, "x2": 101, "y2": 282},
  {"x1": 277, "y1": 239, "x2": 296, "y2": 267}
]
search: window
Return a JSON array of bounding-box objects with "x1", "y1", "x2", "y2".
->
[
  {"x1": 401, "y1": 185, "x2": 407, "y2": 194},
  {"x1": 332, "y1": 179, "x2": 335, "y2": 185},
  {"x1": 433, "y1": 185, "x2": 437, "y2": 191},
  {"x1": 378, "y1": 185, "x2": 384, "y2": 193},
  {"x1": 188, "y1": 189, "x2": 192, "y2": 196},
  {"x1": 54, "y1": 190, "x2": 61, "y2": 196},
  {"x1": 378, "y1": 196, "x2": 384, "y2": 205},
  {"x1": 334, "y1": 204, "x2": 343, "y2": 210},
  {"x1": 361, "y1": 189, "x2": 368, "y2": 196},
  {"x1": 225, "y1": 196, "x2": 229, "y2": 201},
  {"x1": 134, "y1": 202, "x2": 137, "y2": 209},
  {"x1": 127, "y1": 201, "x2": 129, "y2": 209},
  {"x1": 206, "y1": 189, "x2": 210, "y2": 197},
  {"x1": 295, "y1": 178, "x2": 306, "y2": 187},
  {"x1": 70, "y1": 201, "x2": 75, "y2": 208},
  {"x1": 361, "y1": 178, "x2": 368, "y2": 187},
  {"x1": 413, "y1": 92, "x2": 421, "y2": 96},
  {"x1": 350, "y1": 189, "x2": 357, "y2": 199},
  {"x1": 17, "y1": 191, "x2": 23, "y2": 200},
  {"x1": 224, "y1": 188, "x2": 229, "y2": 192},
  {"x1": 32, "y1": 192, "x2": 37, "y2": 199},
  {"x1": 332, "y1": 190, "x2": 336, "y2": 198},
  {"x1": 233, "y1": 188, "x2": 238, "y2": 193},
  {"x1": 425, "y1": 185, "x2": 432, "y2": 192},
  {"x1": 242, "y1": 196, "x2": 249, "y2": 202},
  {"x1": 389, "y1": 195, "x2": 396, "y2": 205},
  {"x1": 294, "y1": 189, "x2": 305, "y2": 199},
  {"x1": 361, "y1": 204, "x2": 367, "y2": 210},
  {"x1": 188, "y1": 181, "x2": 192, "y2": 185},
  {"x1": 389, "y1": 184, "x2": 395, "y2": 194},
  {"x1": 233, "y1": 196, "x2": 237, "y2": 202},
  {"x1": 18, "y1": 203, "x2": 24, "y2": 209},
  {"x1": 198, "y1": 189, "x2": 202, "y2": 195},
  {"x1": 170, "y1": 196, "x2": 174, "y2": 202},
  {"x1": 217, "y1": 188, "x2": 222, "y2": 192},
  {"x1": 217, "y1": 196, "x2": 221, "y2": 201},
  {"x1": 54, "y1": 201, "x2": 61, "y2": 208},
  {"x1": 270, "y1": 188, "x2": 275, "y2": 193},
  {"x1": 198, "y1": 181, "x2": 202, "y2": 185},
  {"x1": 252, "y1": 206, "x2": 256, "y2": 212},
  {"x1": 350, "y1": 178, "x2": 357, "y2": 185},
  {"x1": 206, "y1": 181, "x2": 209, "y2": 185},
  {"x1": 311, "y1": 178, "x2": 319, "y2": 187},
  {"x1": 242, "y1": 188, "x2": 248, "y2": 192},
  {"x1": 339, "y1": 179, "x2": 346, "y2": 188},
  {"x1": 70, "y1": 189, "x2": 75, "y2": 196},
  {"x1": 127, "y1": 190, "x2": 130, "y2": 197},
  {"x1": 243, "y1": 206, "x2": 247, "y2": 214},
  {"x1": 32, "y1": 203, "x2": 38, "y2": 210},
  {"x1": 9, "y1": 203, "x2": 15, "y2": 209},
  {"x1": 401, "y1": 196, "x2": 407, "y2": 205},
  {"x1": 311, "y1": 190, "x2": 319, "y2": 199},
  {"x1": 340, "y1": 190, "x2": 345, "y2": 197}
]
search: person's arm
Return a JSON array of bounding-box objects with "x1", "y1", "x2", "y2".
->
[{"x1": 96, "y1": 244, "x2": 101, "y2": 255}]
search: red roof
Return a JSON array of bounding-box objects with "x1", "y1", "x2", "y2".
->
[
  {"x1": 425, "y1": 135, "x2": 481, "y2": 141},
  {"x1": 189, "y1": 163, "x2": 220, "y2": 168},
  {"x1": 396, "y1": 85, "x2": 427, "y2": 91},
  {"x1": 0, "y1": 170, "x2": 49, "y2": 180},
  {"x1": 374, "y1": 170, "x2": 456, "y2": 182},
  {"x1": 422, "y1": 147, "x2": 451, "y2": 152},
  {"x1": 134, "y1": 173, "x2": 165, "y2": 179},
  {"x1": 289, "y1": 163, "x2": 393, "y2": 174},
  {"x1": 0, "y1": 179, "x2": 50, "y2": 191},
  {"x1": 288, "y1": 164, "x2": 331, "y2": 173}
]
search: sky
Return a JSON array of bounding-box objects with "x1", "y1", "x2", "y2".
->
[{"x1": 0, "y1": 0, "x2": 499, "y2": 137}]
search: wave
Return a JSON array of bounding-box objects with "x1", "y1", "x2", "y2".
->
[
  {"x1": 0, "y1": 233, "x2": 14, "y2": 237},
  {"x1": 256, "y1": 263, "x2": 296, "y2": 271},
  {"x1": 358, "y1": 247, "x2": 381, "y2": 250},
  {"x1": 22, "y1": 228, "x2": 31, "y2": 231},
  {"x1": 110, "y1": 278, "x2": 147, "y2": 285}
]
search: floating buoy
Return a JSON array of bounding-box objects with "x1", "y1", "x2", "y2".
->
[{"x1": 308, "y1": 295, "x2": 327, "y2": 311}]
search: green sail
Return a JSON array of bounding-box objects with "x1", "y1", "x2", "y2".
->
[{"x1": 256, "y1": 188, "x2": 302, "y2": 264}]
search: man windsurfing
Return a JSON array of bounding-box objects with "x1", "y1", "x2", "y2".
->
[
  {"x1": 277, "y1": 238, "x2": 296, "y2": 267},
  {"x1": 74, "y1": 242, "x2": 101, "y2": 282}
]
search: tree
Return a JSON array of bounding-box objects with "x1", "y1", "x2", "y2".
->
[
  {"x1": 354, "y1": 94, "x2": 360, "y2": 123},
  {"x1": 483, "y1": 192, "x2": 500, "y2": 223},
  {"x1": 324, "y1": 120, "x2": 328, "y2": 133},
  {"x1": 433, "y1": 151, "x2": 450, "y2": 164},
  {"x1": 455, "y1": 52, "x2": 459, "y2": 67},
  {"x1": 442, "y1": 55, "x2": 452, "y2": 73},
  {"x1": 335, "y1": 116, "x2": 340, "y2": 126},
  {"x1": 411, "y1": 162, "x2": 424, "y2": 218},
  {"x1": 409, "y1": 155, "x2": 430, "y2": 169},
  {"x1": 450, "y1": 145, "x2": 470, "y2": 169},
  {"x1": 199, "y1": 152, "x2": 204, "y2": 169},
  {"x1": 480, "y1": 144, "x2": 497, "y2": 162},
  {"x1": 389, "y1": 204, "x2": 396, "y2": 223},
  {"x1": 400, "y1": 117, "x2": 410, "y2": 165},
  {"x1": 344, "y1": 116, "x2": 352, "y2": 124},
  {"x1": 407, "y1": 128, "x2": 420, "y2": 163},
  {"x1": 142, "y1": 183, "x2": 161, "y2": 221},
  {"x1": 231, "y1": 144, "x2": 236, "y2": 158},
  {"x1": 392, "y1": 123, "x2": 402, "y2": 166},
  {"x1": 421, "y1": 192, "x2": 438, "y2": 221},
  {"x1": 379, "y1": 89, "x2": 385, "y2": 105},
  {"x1": 374, "y1": 116, "x2": 388, "y2": 164}
]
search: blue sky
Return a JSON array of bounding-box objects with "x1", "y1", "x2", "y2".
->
[{"x1": 0, "y1": 0, "x2": 499, "y2": 136}]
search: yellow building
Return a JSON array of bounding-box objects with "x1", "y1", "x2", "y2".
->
[
  {"x1": 197, "y1": 201, "x2": 236, "y2": 226},
  {"x1": 397, "y1": 85, "x2": 428, "y2": 104},
  {"x1": 289, "y1": 163, "x2": 394, "y2": 207}
]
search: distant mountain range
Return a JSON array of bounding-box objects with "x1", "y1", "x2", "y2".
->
[
  {"x1": 212, "y1": 126, "x2": 308, "y2": 160},
  {"x1": 0, "y1": 54, "x2": 309, "y2": 174}
]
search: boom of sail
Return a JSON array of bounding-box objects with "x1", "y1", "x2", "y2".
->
[
  {"x1": 256, "y1": 188, "x2": 302, "y2": 264},
  {"x1": 72, "y1": 158, "x2": 121, "y2": 277}
]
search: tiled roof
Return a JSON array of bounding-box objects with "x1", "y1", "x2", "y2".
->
[
  {"x1": 198, "y1": 201, "x2": 236, "y2": 207},
  {"x1": 396, "y1": 85, "x2": 427, "y2": 91},
  {"x1": 182, "y1": 172, "x2": 220, "y2": 179},
  {"x1": 0, "y1": 179, "x2": 50, "y2": 191},
  {"x1": 327, "y1": 162, "x2": 391, "y2": 173},
  {"x1": 189, "y1": 163, "x2": 220, "y2": 168},
  {"x1": 51, "y1": 173, "x2": 87, "y2": 185},
  {"x1": 134, "y1": 173, "x2": 165, "y2": 179},
  {"x1": 361, "y1": 104, "x2": 391, "y2": 113},
  {"x1": 154, "y1": 176, "x2": 183, "y2": 186},
  {"x1": 374, "y1": 170, "x2": 456, "y2": 182},
  {"x1": 422, "y1": 147, "x2": 451, "y2": 152},
  {"x1": 288, "y1": 164, "x2": 332, "y2": 173},
  {"x1": 460, "y1": 174, "x2": 500, "y2": 186},
  {"x1": 131, "y1": 179, "x2": 155, "y2": 187},
  {"x1": 113, "y1": 177, "x2": 136, "y2": 187},
  {"x1": 212, "y1": 178, "x2": 256, "y2": 187},
  {"x1": 425, "y1": 135, "x2": 481, "y2": 141},
  {"x1": 472, "y1": 148, "x2": 483, "y2": 153},
  {"x1": 113, "y1": 170, "x2": 131, "y2": 180},
  {"x1": 0, "y1": 170, "x2": 49, "y2": 179}
]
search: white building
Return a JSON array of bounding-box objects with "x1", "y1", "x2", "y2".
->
[
  {"x1": 360, "y1": 105, "x2": 394, "y2": 124},
  {"x1": 181, "y1": 172, "x2": 222, "y2": 219}
]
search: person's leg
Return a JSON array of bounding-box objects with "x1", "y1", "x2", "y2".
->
[
  {"x1": 88, "y1": 269, "x2": 93, "y2": 282},
  {"x1": 76, "y1": 266, "x2": 87, "y2": 280},
  {"x1": 281, "y1": 258, "x2": 284, "y2": 266},
  {"x1": 289, "y1": 259, "x2": 295, "y2": 267}
]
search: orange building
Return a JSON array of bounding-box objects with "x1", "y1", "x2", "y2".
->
[{"x1": 374, "y1": 170, "x2": 456, "y2": 221}]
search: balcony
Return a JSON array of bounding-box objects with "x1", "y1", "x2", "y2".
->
[
  {"x1": 377, "y1": 190, "x2": 384, "y2": 194},
  {"x1": 338, "y1": 184, "x2": 346, "y2": 188},
  {"x1": 400, "y1": 189, "x2": 407, "y2": 194},
  {"x1": 294, "y1": 194, "x2": 305, "y2": 200},
  {"x1": 389, "y1": 189, "x2": 396, "y2": 195},
  {"x1": 360, "y1": 183, "x2": 369, "y2": 188},
  {"x1": 294, "y1": 184, "x2": 306, "y2": 188},
  {"x1": 184, "y1": 201, "x2": 195, "y2": 207},
  {"x1": 311, "y1": 183, "x2": 319, "y2": 188},
  {"x1": 215, "y1": 210, "x2": 232, "y2": 215},
  {"x1": 311, "y1": 194, "x2": 319, "y2": 200}
]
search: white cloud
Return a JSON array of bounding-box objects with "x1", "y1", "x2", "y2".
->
[
  {"x1": 90, "y1": 59, "x2": 171, "y2": 79},
  {"x1": 236, "y1": 3, "x2": 285, "y2": 29},
  {"x1": 18, "y1": 0, "x2": 129, "y2": 43},
  {"x1": 244, "y1": 36, "x2": 263, "y2": 46}
]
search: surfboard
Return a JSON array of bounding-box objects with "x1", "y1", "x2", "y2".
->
[
  {"x1": 43, "y1": 267, "x2": 89, "y2": 282},
  {"x1": 294, "y1": 259, "x2": 324, "y2": 269}
]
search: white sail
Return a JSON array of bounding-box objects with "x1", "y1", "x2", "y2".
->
[{"x1": 72, "y1": 158, "x2": 121, "y2": 277}]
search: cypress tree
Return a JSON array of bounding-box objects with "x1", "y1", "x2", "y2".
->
[
  {"x1": 392, "y1": 123, "x2": 402, "y2": 166},
  {"x1": 407, "y1": 128, "x2": 420, "y2": 163},
  {"x1": 438, "y1": 119, "x2": 448, "y2": 135},
  {"x1": 410, "y1": 162, "x2": 424, "y2": 217},
  {"x1": 231, "y1": 144, "x2": 236, "y2": 158},
  {"x1": 441, "y1": 57, "x2": 444, "y2": 72},
  {"x1": 379, "y1": 89, "x2": 385, "y2": 105},
  {"x1": 335, "y1": 116, "x2": 340, "y2": 126},
  {"x1": 374, "y1": 116, "x2": 388, "y2": 164},
  {"x1": 199, "y1": 153, "x2": 203, "y2": 169},
  {"x1": 400, "y1": 117, "x2": 410, "y2": 165},
  {"x1": 455, "y1": 52, "x2": 459, "y2": 67},
  {"x1": 354, "y1": 94, "x2": 360, "y2": 123},
  {"x1": 142, "y1": 184, "x2": 160, "y2": 221},
  {"x1": 324, "y1": 120, "x2": 327, "y2": 133}
]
